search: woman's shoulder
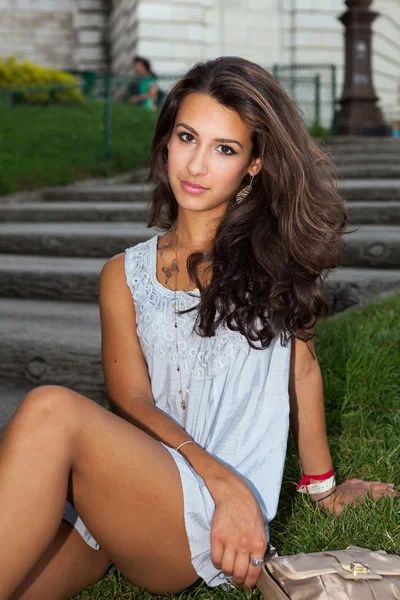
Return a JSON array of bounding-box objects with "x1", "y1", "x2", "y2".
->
[
  {"x1": 125, "y1": 235, "x2": 156, "y2": 273},
  {"x1": 125, "y1": 235, "x2": 158, "y2": 293},
  {"x1": 100, "y1": 236, "x2": 155, "y2": 292}
]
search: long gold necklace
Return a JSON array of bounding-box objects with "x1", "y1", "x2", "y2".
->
[
  {"x1": 172, "y1": 225, "x2": 203, "y2": 429},
  {"x1": 159, "y1": 225, "x2": 200, "y2": 293}
]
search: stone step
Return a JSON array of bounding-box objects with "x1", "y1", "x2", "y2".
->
[
  {"x1": 347, "y1": 201, "x2": 400, "y2": 224},
  {"x1": 326, "y1": 267, "x2": 400, "y2": 313},
  {"x1": 338, "y1": 165, "x2": 400, "y2": 179},
  {"x1": 320, "y1": 137, "x2": 400, "y2": 150},
  {"x1": 0, "y1": 298, "x2": 105, "y2": 401},
  {"x1": 326, "y1": 147, "x2": 400, "y2": 158},
  {"x1": 329, "y1": 154, "x2": 400, "y2": 166},
  {"x1": 338, "y1": 180, "x2": 400, "y2": 201},
  {"x1": 0, "y1": 201, "x2": 149, "y2": 223},
  {"x1": 42, "y1": 184, "x2": 152, "y2": 203},
  {"x1": 0, "y1": 222, "x2": 155, "y2": 257},
  {"x1": 0, "y1": 255, "x2": 106, "y2": 302},
  {"x1": 1, "y1": 199, "x2": 399, "y2": 225},
  {"x1": 342, "y1": 225, "x2": 400, "y2": 268}
]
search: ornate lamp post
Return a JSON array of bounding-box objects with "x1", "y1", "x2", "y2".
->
[{"x1": 337, "y1": 0, "x2": 390, "y2": 135}]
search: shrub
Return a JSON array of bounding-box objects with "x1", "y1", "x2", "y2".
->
[
  {"x1": 308, "y1": 120, "x2": 332, "y2": 138},
  {"x1": 0, "y1": 56, "x2": 83, "y2": 104}
]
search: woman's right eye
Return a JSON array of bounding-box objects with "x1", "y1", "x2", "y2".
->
[{"x1": 178, "y1": 132, "x2": 195, "y2": 144}]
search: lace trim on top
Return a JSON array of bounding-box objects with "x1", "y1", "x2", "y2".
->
[
  {"x1": 125, "y1": 236, "x2": 247, "y2": 380},
  {"x1": 126, "y1": 235, "x2": 200, "y2": 312}
]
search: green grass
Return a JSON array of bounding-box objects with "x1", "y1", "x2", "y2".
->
[
  {"x1": 72, "y1": 292, "x2": 400, "y2": 599},
  {"x1": 0, "y1": 99, "x2": 158, "y2": 194}
]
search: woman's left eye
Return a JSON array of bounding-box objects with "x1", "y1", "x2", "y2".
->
[{"x1": 218, "y1": 145, "x2": 236, "y2": 155}]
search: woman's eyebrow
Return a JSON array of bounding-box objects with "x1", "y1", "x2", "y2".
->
[{"x1": 175, "y1": 122, "x2": 244, "y2": 149}]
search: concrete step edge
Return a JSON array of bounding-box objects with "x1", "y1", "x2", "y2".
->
[
  {"x1": 0, "y1": 224, "x2": 398, "y2": 238},
  {"x1": 1, "y1": 200, "x2": 400, "y2": 211},
  {"x1": 0, "y1": 222, "x2": 154, "y2": 233},
  {"x1": 0, "y1": 254, "x2": 106, "y2": 271},
  {"x1": 0, "y1": 202, "x2": 149, "y2": 223}
]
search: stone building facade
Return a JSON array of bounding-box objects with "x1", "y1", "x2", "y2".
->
[
  {"x1": 1, "y1": 0, "x2": 399, "y2": 124},
  {"x1": 118, "y1": 0, "x2": 400, "y2": 125},
  {"x1": 0, "y1": 0, "x2": 109, "y2": 71}
]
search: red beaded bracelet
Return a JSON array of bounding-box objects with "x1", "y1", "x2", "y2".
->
[{"x1": 296, "y1": 468, "x2": 335, "y2": 491}]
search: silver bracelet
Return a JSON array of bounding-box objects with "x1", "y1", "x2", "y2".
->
[{"x1": 176, "y1": 440, "x2": 196, "y2": 452}]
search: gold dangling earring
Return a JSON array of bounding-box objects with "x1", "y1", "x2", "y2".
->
[{"x1": 236, "y1": 174, "x2": 254, "y2": 204}]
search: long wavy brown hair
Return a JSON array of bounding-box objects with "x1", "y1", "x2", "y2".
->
[{"x1": 148, "y1": 57, "x2": 347, "y2": 348}]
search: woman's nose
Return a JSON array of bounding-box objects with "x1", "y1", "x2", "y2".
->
[{"x1": 187, "y1": 148, "x2": 208, "y2": 177}]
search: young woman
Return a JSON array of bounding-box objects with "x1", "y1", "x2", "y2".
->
[{"x1": 0, "y1": 57, "x2": 396, "y2": 600}]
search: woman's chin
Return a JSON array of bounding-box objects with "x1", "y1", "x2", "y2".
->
[
  {"x1": 175, "y1": 195, "x2": 211, "y2": 211},
  {"x1": 174, "y1": 194, "x2": 229, "y2": 214}
]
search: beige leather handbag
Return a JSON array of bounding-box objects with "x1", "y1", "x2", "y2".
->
[{"x1": 257, "y1": 546, "x2": 400, "y2": 599}]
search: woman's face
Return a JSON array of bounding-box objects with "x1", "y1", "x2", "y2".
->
[
  {"x1": 167, "y1": 93, "x2": 261, "y2": 216},
  {"x1": 133, "y1": 60, "x2": 148, "y2": 75}
]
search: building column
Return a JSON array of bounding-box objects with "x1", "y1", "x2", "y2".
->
[
  {"x1": 74, "y1": 0, "x2": 109, "y2": 72},
  {"x1": 109, "y1": 0, "x2": 138, "y2": 73}
]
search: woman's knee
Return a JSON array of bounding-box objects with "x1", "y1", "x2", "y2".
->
[{"x1": 16, "y1": 385, "x2": 80, "y2": 432}]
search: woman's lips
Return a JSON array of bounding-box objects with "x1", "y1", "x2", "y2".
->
[{"x1": 180, "y1": 180, "x2": 208, "y2": 195}]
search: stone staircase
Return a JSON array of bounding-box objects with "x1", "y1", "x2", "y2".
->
[
  {"x1": 0, "y1": 137, "x2": 400, "y2": 431},
  {"x1": 321, "y1": 136, "x2": 400, "y2": 179}
]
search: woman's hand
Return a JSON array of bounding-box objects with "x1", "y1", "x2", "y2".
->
[
  {"x1": 314, "y1": 478, "x2": 399, "y2": 514},
  {"x1": 209, "y1": 475, "x2": 267, "y2": 591}
]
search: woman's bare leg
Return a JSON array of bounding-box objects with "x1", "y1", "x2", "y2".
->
[
  {"x1": 0, "y1": 385, "x2": 200, "y2": 599},
  {"x1": 10, "y1": 523, "x2": 110, "y2": 600}
]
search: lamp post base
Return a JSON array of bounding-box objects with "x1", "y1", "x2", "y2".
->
[
  {"x1": 338, "y1": 98, "x2": 391, "y2": 136},
  {"x1": 337, "y1": 0, "x2": 390, "y2": 137}
]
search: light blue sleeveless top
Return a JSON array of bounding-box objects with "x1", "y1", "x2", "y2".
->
[{"x1": 125, "y1": 235, "x2": 291, "y2": 586}]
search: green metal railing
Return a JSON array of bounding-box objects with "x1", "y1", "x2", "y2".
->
[
  {"x1": 103, "y1": 75, "x2": 113, "y2": 161},
  {"x1": 272, "y1": 64, "x2": 337, "y2": 132},
  {"x1": 67, "y1": 70, "x2": 97, "y2": 96},
  {"x1": 90, "y1": 73, "x2": 178, "y2": 160}
]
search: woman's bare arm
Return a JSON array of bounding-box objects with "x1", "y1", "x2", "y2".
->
[
  {"x1": 288, "y1": 335, "x2": 333, "y2": 476},
  {"x1": 289, "y1": 334, "x2": 398, "y2": 511}
]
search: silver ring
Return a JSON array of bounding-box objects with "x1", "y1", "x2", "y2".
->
[{"x1": 249, "y1": 557, "x2": 264, "y2": 567}]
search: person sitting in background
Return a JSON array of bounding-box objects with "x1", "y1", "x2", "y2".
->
[{"x1": 126, "y1": 56, "x2": 158, "y2": 111}]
